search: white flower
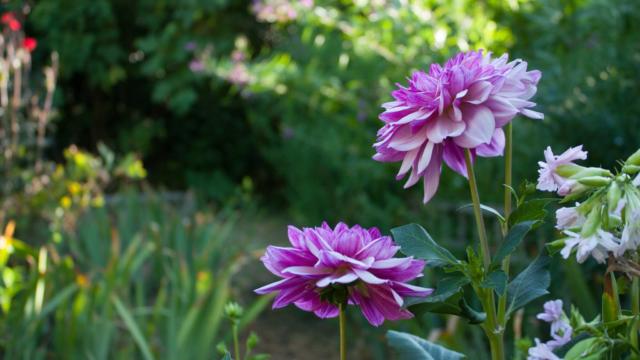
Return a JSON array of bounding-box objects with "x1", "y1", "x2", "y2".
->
[
  {"x1": 615, "y1": 210, "x2": 640, "y2": 257},
  {"x1": 634, "y1": 173, "x2": 640, "y2": 187},
  {"x1": 555, "y1": 205, "x2": 584, "y2": 230},
  {"x1": 561, "y1": 229, "x2": 619, "y2": 263},
  {"x1": 528, "y1": 339, "x2": 561, "y2": 360},
  {"x1": 537, "y1": 146, "x2": 588, "y2": 194}
]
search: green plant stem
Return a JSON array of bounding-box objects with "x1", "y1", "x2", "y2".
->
[
  {"x1": 464, "y1": 149, "x2": 504, "y2": 360},
  {"x1": 339, "y1": 303, "x2": 347, "y2": 360},
  {"x1": 464, "y1": 149, "x2": 491, "y2": 268},
  {"x1": 632, "y1": 271, "x2": 640, "y2": 350},
  {"x1": 497, "y1": 122, "x2": 513, "y2": 326},
  {"x1": 232, "y1": 323, "x2": 240, "y2": 360}
]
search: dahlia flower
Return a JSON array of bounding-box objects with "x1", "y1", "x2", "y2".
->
[
  {"x1": 537, "y1": 145, "x2": 588, "y2": 195},
  {"x1": 255, "y1": 222, "x2": 432, "y2": 326},
  {"x1": 373, "y1": 50, "x2": 542, "y2": 203}
]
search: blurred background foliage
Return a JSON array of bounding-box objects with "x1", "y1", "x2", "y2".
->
[
  {"x1": 0, "y1": 0, "x2": 637, "y2": 358},
  {"x1": 26, "y1": 0, "x2": 640, "y2": 227}
]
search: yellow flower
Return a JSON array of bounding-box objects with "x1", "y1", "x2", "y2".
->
[{"x1": 60, "y1": 196, "x2": 72, "y2": 209}]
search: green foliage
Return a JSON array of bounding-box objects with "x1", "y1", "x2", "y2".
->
[
  {"x1": 387, "y1": 330, "x2": 466, "y2": 360},
  {"x1": 0, "y1": 191, "x2": 269, "y2": 359},
  {"x1": 391, "y1": 223, "x2": 460, "y2": 268},
  {"x1": 506, "y1": 256, "x2": 551, "y2": 316}
]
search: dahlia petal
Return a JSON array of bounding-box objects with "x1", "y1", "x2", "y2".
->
[
  {"x1": 452, "y1": 105, "x2": 495, "y2": 148},
  {"x1": 485, "y1": 96, "x2": 518, "y2": 127},
  {"x1": 318, "y1": 250, "x2": 373, "y2": 269},
  {"x1": 422, "y1": 145, "x2": 443, "y2": 203},
  {"x1": 442, "y1": 141, "x2": 469, "y2": 177},
  {"x1": 316, "y1": 271, "x2": 358, "y2": 287},
  {"x1": 403, "y1": 168, "x2": 422, "y2": 188},
  {"x1": 476, "y1": 128, "x2": 505, "y2": 157},
  {"x1": 520, "y1": 108, "x2": 544, "y2": 119},
  {"x1": 273, "y1": 286, "x2": 309, "y2": 308},
  {"x1": 370, "y1": 257, "x2": 412, "y2": 269},
  {"x1": 282, "y1": 266, "x2": 332, "y2": 276},
  {"x1": 425, "y1": 114, "x2": 466, "y2": 144},
  {"x1": 389, "y1": 127, "x2": 428, "y2": 151},
  {"x1": 356, "y1": 236, "x2": 398, "y2": 260},
  {"x1": 371, "y1": 259, "x2": 426, "y2": 282},
  {"x1": 262, "y1": 246, "x2": 316, "y2": 276},
  {"x1": 353, "y1": 269, "x2": 388, "y2": 284},
  {"x1": 397, "y1": 147, "x2": 419, "y2": 177},
  {"x1": 350, "y1": 291, "x2": 385, "y2": 326},
  {"x1": 287, "y1": 225, "x2": 306, "y2": 249},
  {"x1": 313, "y1": 303, "x2": 340, "y2": 318},
  {"x1": 465, "y1": 80, "x2": 492, "y2": 104},
  {"x1": 417, "y1": 141, "x2": 435, "y2": 173},
  {"x1": 396, "y1": 108, "x2": 434, "y2": 124},
  {"x1": 391, "y1": 282, "x2": 433, "y2": 297}
]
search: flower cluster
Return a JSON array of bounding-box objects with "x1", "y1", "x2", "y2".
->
[
  {"x1": 528, "y1": 300, "x2": 572, "y2": 360},
  {"x1": 538, "y1": 146, "x2": 640, "y2": 263},
  {"x1": 1, "y1": 12, "x2": 37, "y2": 53},
  {"x1": 255, "y1": 222, "x2": 432, "y2": 326},
  {"x1": 373, "y1": 50, "x2": 542, "y2": 203}
]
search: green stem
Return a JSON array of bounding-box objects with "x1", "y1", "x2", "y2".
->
[
  {"x1": 632, "y1": 271, "x2": 639, "y2": 350},
  {"x1": 339, "y1": 303, "x2": 347, "y2": 360},
  {"x1": 464, "y1": 149, "x2": 491, "y2": 268},
  {"x1": 497, "y1": 122, "x2": 513, "y2": 326},
  {"x1": 465, "y1": 149, "x2": 504, "y2": 360},
  {"x1": 232, "y1": 323, "x2": 240, "y2": 360}
]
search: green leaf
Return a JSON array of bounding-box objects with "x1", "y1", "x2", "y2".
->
[
  {"x1": 407, "y1": 275, "x2": 468, "y2": 316},
  {"x1": 508, "y1": 199, "x2": 555, "y2": 228},
  {"x1": 391, "y1": 224, "x2": 459, "y2": 267},
  {"x1": 481, "y1": 270, "x2": 507, "y2": 295},
  {"x1": 458, "y1": 204, "x2": 505, "y2": 223},
  {"x1": 564, "y1": 338, "x2": 606, "y2": 360},
  {"x1": 112, "y1": 295, "x2": 155, "y2": 360},
  {"x1": 408, "y1": 275, "x2": 485, "y2": 324},
  {"x1": 506, "y1": 256, "x2": 551, "y2": 315},
  {"x1": 491, "y1": 221, "x2": 536, "y2": 267},
  {"x1": 387, "y1": 331, "x2": 466, "y2": 360}
]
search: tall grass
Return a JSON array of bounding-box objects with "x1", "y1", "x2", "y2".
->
[{"x1": 0, "y1": 190, "x2": 268, "y2": 359}]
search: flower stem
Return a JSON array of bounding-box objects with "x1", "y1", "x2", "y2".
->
[
  {"x1": 632, "y1": 266, "x2": 639, "y2": 349},
  {"x1": 465, "y1": 149, "x2": 504, "y2": 360},
  {"x1": 232, "y1": 323, "x2": 240, "y2": 360},
  {"x1": 464, "y1": 149, "x2": 491, "y2": 268},
  {"x1": 497, "y1": 122, "x2": 513, "y2": 326},
  {"x1": 339, "y1": 303, "x2": 347, "y2": 360}
]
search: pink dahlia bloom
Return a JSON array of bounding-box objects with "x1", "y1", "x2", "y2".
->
[
  {"x1": 255, "y1": 222, "x2": 432, "y2": 326},
  {"x1": 373, "y1": 50, "x2": 542, "y2": 203}
]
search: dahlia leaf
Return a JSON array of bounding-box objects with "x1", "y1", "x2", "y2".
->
[
  {"x1": 387, "y1": 330, "x2": 466, "y2": 360},
  {"x1": 391, "y1": 223, "x2": 459, "y2": 267},
  {"x1": 491, "y1": 221, "x2": 537, "y2": 267},
  {"x1": 506, "y1": 255, "x2": 551, "y2": 315}
]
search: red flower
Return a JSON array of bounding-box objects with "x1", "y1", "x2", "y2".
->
[
  {"x1": 1, "y1": 12, "x2": 21, "y2": 31},
  {"x1": 23, "y1": 37, "x2": 36, "y2": 52}
]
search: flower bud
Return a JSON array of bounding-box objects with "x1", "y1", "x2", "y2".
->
[
  {"x1": 580, "y1": 207, "x2": 601, "y2": 238},
  {"x1": 577, "y1": 176, "x2": 612, "y2": 187},
  {"x1": 623, "y1": 164, "x2": 640, "y2": 175},
  {"x1": 556, "y1": 164, "x2": 584, "y2": 178},
  {"x1": 571, "y1": 167, "x2": 612, "y2": 180},
  {"x1": 607, "y1": 181, "x2": 622, "y2": 209},
  {"x1": 625, "y1": 148, "x2": 640, "y2": 166}
]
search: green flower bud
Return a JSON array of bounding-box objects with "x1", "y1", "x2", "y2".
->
[
  {"x1": 224, "y1": 302, "x2": 244, "y2": 322},
  {"x1": 556, "y1": 164, "x2": 584, "y2": 178},
  {"x1": 580, "y1": 207, "x2": 601, "y2": 238},
  {"x1": 577, "y1": 176, "x2": 612, "y2": 187},
  {"x1": 607, "y1": 181, "x2": 622, "y2": 210},
  {"x1": 623, "y1": 164, "x2": 640, "y2": 175},
  {"x1": 571, "y1": 167, "x2": 613, "y2": 180},
  {"x1": 625, "y1": 148, "x2": 640, "y2": 166}
]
